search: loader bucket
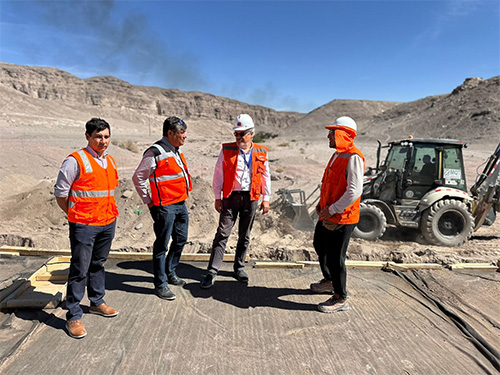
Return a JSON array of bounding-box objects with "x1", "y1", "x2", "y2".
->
[
  {"x1": 276, "y1": 187, "x2": 319, "y2": 232},
  {"x1": 291, "y1": 204, "x2": 315, "y2": 231}
]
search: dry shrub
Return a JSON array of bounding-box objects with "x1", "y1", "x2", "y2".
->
[{"x1": 113, "y1": 140, "x2": 140, "y2": 153}]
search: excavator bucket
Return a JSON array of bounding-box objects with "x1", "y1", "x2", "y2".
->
[
  {"x1": 276, "y1": 186, "x2": 320, "y2": 232},
  {"x1": 291, "y1": 204, "x2": 315, "y2": 231}
]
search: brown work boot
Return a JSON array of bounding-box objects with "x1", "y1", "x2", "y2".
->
[
  {"x1": 89, "y1": 303, "x2": 119, "y2": 317},
  {"x1": 66, "y1": 319, "x2": 87, "y2": 339},
  {"x1": 318, "y1": 295, "x2": 349, "y2": 313},
  {"x1": 310, "y1": 278, "x2": 333, "y2": 294}
]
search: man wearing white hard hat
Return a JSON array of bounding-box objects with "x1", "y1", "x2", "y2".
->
[
  {"x1": 311, "y1": 116, "x2": 364, "y2": 313},
  {"x1": 201, "y1": 114, "x2": 271, "y2": 288}
]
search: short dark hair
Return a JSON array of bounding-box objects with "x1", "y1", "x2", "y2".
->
[
  {"x1": 163, "y1": 116, "x2": 187, "y2": 136},
  {"x1": 85, "y1": 118, "x2": 110, "y2": 136}
]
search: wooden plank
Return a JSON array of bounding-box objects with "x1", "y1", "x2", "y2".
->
[
  {"x1": 0, "y1": 246, "x2": 248, "y2": 262},
  {"x1": 36, "y1": 275, "x2": 68, "y2": 281},
  {"x1": 0, "y1": 256, "x2": 69, "y2": 309},
  {"x1": 400, "y1": 263, "x2": 442, "y2": 270},
  {"x1": 0, "y1": 250, "x2": 20, "y2": 256},
  {"x1": 0, "y1": 279, "x2": 27, "y2": 303},
  {"x1": 346, "y1": 261, "x2": 387, "y2": 269},
  {"x1": 296, "y1": 261, "x2": 320, "y2": 267},
  {"x1": 383, "y1": 262, "x2": 409, "y2": 272},
  {"x1": 2, "y1": 291, "x2": 65, "y2": 309},
  {"x1": 449, "y1": 263, "x2": 498, "y2": 271},
  {"x1": 47, "y1": 256, "x2": 71, "y2": 263},
  {"x1": 254, "y1": 262, "x2": 304, "y2": 269}
]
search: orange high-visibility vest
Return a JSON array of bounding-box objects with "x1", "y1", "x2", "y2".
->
[
  {"x1": 149, "y1": 143, "x2": 192, "y2": 206},
  {"x1": 221, "y1": 142, "x2": 268, "y2": 201},
  {"x1": 67, "y1": 149, "x2": 119, "y2": 226},
  {"x1": 319, "y1": 147, "x2": 364, "y2": 224}
]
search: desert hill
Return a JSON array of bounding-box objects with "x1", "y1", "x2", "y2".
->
[
  {"x1": 364, "y1": 76, "x2": 500, "y2": 143},
  {"x1": 0, "y1": 62, "x2": 499, "y2": 266},
  {"x1": 286, "y1": 76, "x2": 499, "y2": 145},
  {"x1": 284, "y1": 99, "x2": 400, "y2": 138}
]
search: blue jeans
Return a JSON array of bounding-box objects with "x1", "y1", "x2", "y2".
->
[
  {"x1": 66, "y1": 220, "x2": 116, "y2": 321},
  {"x1": 150, "y1": 202, "x2": 189, "y2": 289}
]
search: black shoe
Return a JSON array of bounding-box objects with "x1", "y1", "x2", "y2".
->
[
  {"x1": 234, "y1": 269, "x2": 249, "y2": 283},
  {"x1": 200, "y1": 273, "x2": 216, "y2": 289},
  {"x1": 154, "y1": 286, "x2": 176, "y2": 300},
  {"x1": 168, "y1": 275, "x2": 186, "y2": 286}
]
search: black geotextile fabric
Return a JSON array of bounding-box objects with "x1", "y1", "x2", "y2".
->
[{"x1": 388, "y1": 268, "x2": 500, "y2": 372}]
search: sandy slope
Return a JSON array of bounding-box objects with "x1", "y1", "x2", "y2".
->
[{"x1": 0, "y1": 112, "x2": 498, "y2": 266}]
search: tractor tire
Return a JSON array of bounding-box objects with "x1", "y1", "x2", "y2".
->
[
  {"x1": 353, "y1": 203, "x2": 387, "y2": 241},
  {"x1": 421, "y1": 199, "x2": 474, "y2": 246}
]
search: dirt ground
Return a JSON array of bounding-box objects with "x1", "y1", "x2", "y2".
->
[{"x1": 0, "y1": 113, "x2": 499, "y2": 267}]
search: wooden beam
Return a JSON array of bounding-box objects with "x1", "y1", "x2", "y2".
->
[
  {"x1": 254, "y1": 262, "x2": 304, "y2": 269},
  {"x1": 296, "y1": 261, "x2": 320, "y2": 267},
  {"x1": 0, "y1": 246, "x2": 248, "y2": 262},
  {"x1": 383, "y1": 262, "x2": 409, "y2": 272},
  {"x1": 346, "y1": 261, "x2": 388, "y2": 269},
  {"x1": 449, "y1": 263, "x2": 498, "y2": 271}
]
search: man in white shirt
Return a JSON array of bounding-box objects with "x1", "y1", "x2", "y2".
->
[
  {"x1": 310, "y1": 116, "x2": 364, "y2": 313},
  {"x1": 201, "y1": 114, "x2": 271, "y2": 289}
]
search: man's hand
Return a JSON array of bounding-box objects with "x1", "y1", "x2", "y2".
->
[
  {"x1": 315, "y1": 203, "x2": 321, "y2": 215},
  {"x1": 56, "y1": 196, "x2": 69, "y2": 214},
  {"x1": 147, "y1": 202, "x2": 155, "y2": 209},
  {"x1": 214, "y1": 199, "x2": 223, "y2": 213},
  {"x1": 260, "y1": 200, "x2": 270, "y2": 214},
  {"x1": 319, "y1": 206, "x2": 333, "y2": 220}
]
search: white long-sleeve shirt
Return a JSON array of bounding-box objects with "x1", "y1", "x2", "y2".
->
[
  {"x1": 327, "y1": 153, "x2": 364, "y2": 215},
  {"x1": 54, "y1": 146, "x2": 108, "y2": 198},
  {"x1": 212, "y1": 145, "x2": 271, "y2": 201}
]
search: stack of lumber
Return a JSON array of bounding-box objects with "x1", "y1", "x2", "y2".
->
[{"x1": 0, "y1": 256, "x2": 69, "y2": 309}]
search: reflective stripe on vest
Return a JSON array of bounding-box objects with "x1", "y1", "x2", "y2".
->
[
  {"x1": 77, "y1": 149, "x2": 93, "y2": 173},
  {"x1": 70, "y1": 190, "x2": 116, "y2": 197},
  {"x1": 149, "y1": 143, "x2": 192, "y2": 206},
  {"x1": 67, "y1": 149, "x2": 119, "y2": 226}
]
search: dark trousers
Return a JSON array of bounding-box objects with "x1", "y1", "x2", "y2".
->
[
  {"x1": 66, "y1": 220, "x2": 116, "y2": 321},
  {"x1": 207, "y1": 192, "x2": 258, "y2": 274},
  {"x1": 150, "y1": 202, "x2": 189, "y2": 289},
  {"x1": 313, "y1": 220, "x2": 355, "y2": 300}
]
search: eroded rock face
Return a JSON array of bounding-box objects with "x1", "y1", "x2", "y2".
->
[
  {"x1": 451, "y1": 77, "x2": 486, "y2": 95},
  {"x1": 0, "y1": 62, "x2": 302, "y2": 132}
]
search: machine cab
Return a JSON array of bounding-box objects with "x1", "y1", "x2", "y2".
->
[{"x1": 375, "y1": 139, "x2": 468, "y2": 202}]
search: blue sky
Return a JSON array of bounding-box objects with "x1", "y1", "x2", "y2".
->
[{"x1": 1, "y1": 0, "x2": 499, "y2": 113}]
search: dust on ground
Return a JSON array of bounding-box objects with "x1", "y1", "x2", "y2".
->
[{"x1": 0, "y1": 128, "x2": 499, "y2": 268}]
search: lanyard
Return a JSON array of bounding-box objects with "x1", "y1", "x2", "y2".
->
[{"x1": 241, "y1": 149, "x2": 253, "y2": 170}]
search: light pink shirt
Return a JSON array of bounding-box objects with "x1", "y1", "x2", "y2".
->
[{"x1": 212, "y1": 145, "x2": 271, "y2": 201}]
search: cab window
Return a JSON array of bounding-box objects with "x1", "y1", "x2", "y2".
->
[{"x1": 442, "y1": 147, "x2": 466, "y2": 190}]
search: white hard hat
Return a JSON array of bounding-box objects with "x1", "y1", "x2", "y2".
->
[
  {"x1": 326, "y1": 116, "x2": 357, "y2": 133},
  {"x1": 233, "y1": 114, "x2": 255, "y2": 131}
]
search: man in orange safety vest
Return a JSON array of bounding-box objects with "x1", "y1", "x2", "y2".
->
[
  {"x1": 201, "y1": 114, "x2": 271, "y2": 289},
  {"x1": 311, "y1": 116, "x2": 365, "y2": 313},
  {"x1": 54, "y1": 118, "x2": 120, "y2": 339}
]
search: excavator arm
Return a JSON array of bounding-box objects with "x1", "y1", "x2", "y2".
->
[{"x1": 470, "y1": 142, "x2": 500, "y2": 230}]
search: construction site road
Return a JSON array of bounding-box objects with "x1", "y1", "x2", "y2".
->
[{"x1": 1, "y1": 257, "x2": 499, "y2": 374}]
